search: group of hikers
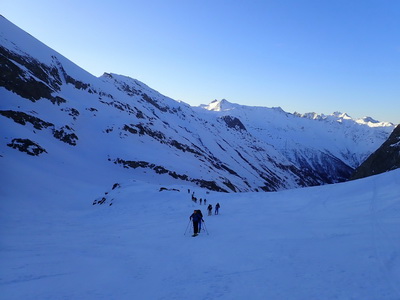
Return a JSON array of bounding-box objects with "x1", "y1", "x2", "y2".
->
[
  {"x1": 187, "y1": 189, "x2": 221, "y2": 237},
  {"x1": 189, "y1": 203, "x2": 220, "y2": 237},
  {"x1": 190, "y1": 191, "x2": 207, "y2": 205}
]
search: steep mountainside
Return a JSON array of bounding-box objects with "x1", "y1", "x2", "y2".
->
[
  {"x1": 203, "y1": 100, "x2": 394, "y2": 181},
  {"x1": 0, "y1": 16, "x2": 395, "y2": 192},
  {"x1": 350, "y1": 125, "x2": 400, "y2": 180}
]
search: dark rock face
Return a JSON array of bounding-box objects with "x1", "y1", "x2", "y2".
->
[
  {"x1": 141, "y1": 93, "x2": 168, "y2": 112},
  {"x1": 0, "y1": 110, "x2": 54, "y2": 129},
  {"x1": 7, "y1": 138, "x2": 47, "y2": 156},
  {"x1": 53, "y1": 126, "x2": 78, "y2": 146},
  {"x1": 0, "y1": 110, "x2": 79, "y2": 146},
  {"x1": 113, "y1": 158, "x2": 229, "y2": 192},
  {"x1": 350, "y1": 125, "x2": 400, "y2": 180},
  {"x1": 0, "y1": 46, "x2": 62, "y2": 102},
  {"x1": 221, "y1": 116, "x2": 247, "y2": 131},
  {"x1": 61, "y1": 107, "x2": 80, "y2": 119}
]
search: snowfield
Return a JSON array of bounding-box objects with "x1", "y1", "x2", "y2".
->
[{"x1": 1, "y1": 160, "x2": 400, "y2": 299}]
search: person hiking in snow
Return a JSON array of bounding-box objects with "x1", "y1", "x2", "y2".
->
[
  {"x1": 196, "y1": 210, "x2": 204, "y2": 233},
  {"x1": 207, "y1": 204, "x2": 212, "y2": 216},
  {"x1": 189, "y1": 210, "x2": 201, "y2": 236},
  {"x1": 215, "y1": 203, "x2": 220, "y2": 215}
]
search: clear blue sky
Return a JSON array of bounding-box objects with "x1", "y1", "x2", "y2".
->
[{"x1": 3, "y1": 0, "x2": 400, "y2": 124}]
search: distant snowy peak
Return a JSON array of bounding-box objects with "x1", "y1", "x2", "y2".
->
[
  {"x1": 202, "y1": 99, "x2": 239, "y2": 111},
  {"x1": 295, "y1": 112, "x2": 321, "y2": 120},
  {"x1": 295, "y1": 111, "x2": 394, "y2": 127},
  {"x1": 361, "y1": 116, "x2": 379, "y2": 124},
  {"x1": 205, "y1": 101, "x2": 393, "y2": 131},
  {"x1": 202, "y1": 99, "x2": 286, "y2": 114},
  {"x1": 295, "y1": 111, "x2": 352, "y2": 121},
  {"x1": 332, "y1": 111, "x2": 351, "y2": 119},
  {"x1": 356, "y1": 116, "x2": 394, "y2": 127}
]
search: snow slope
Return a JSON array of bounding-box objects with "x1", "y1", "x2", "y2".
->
[{"x1": 1, "y1": 155, "x2": 399, "y2": 299}]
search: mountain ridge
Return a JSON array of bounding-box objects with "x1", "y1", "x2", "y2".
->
[{"x1": 0, "y1": 16, "x2": 395, "y2": 192}]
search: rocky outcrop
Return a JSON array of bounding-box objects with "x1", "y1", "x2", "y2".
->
[
  {"x1": 221, "y1": 116, "x2": 247, "y2": 131},
  {"x1": 0, "y1": 110, "x2": 54, "y2": 129},
  {"x1": 350, "y1": 125, "x2": 400, "y2": 179},
  {"x1": 7, "y1": 138, "x2": 47, "y2": 156}
]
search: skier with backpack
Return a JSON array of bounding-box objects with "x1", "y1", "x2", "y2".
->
[
  {"x1": 189, "y1": 210, "x2": 202, "y2": 237},
  {"x1": 215, "y1": 203, "x2": 220, "y2": 215},
  {"x1": 207, "y1": 204, "x2": 212, "y2": 216},
  {"x1": 196, "y1": 210, "x2": 204, "y2": 233}
]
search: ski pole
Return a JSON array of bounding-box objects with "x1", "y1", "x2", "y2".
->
[
  {"x1": 184, "y1": 220, "x2": 191, "y2": 235},
  {"x1": 202, "y1": 221, "x2": 209, "y2": 235}
]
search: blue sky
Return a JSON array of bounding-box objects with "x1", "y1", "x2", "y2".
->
[{"x1": 3, "y1": 0, "x2": 400, "y2": 123}]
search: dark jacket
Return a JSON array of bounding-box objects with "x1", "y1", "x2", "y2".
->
[{"x1": 190, "y1": 212, "x2": 201, "y2": 222}]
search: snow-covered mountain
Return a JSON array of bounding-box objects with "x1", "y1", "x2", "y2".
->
[
  {"x1": 203, "y1": 100, "x2": 395, "y2": 181},
  {"x1": 0, "y1": 15, "x2": 395, "y2": 192}
]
